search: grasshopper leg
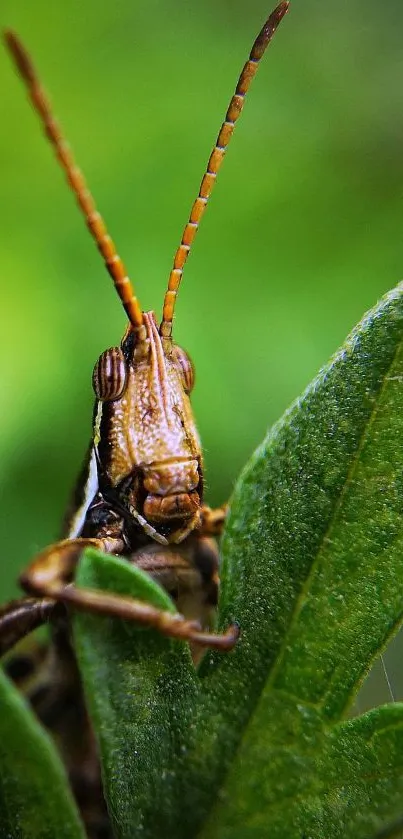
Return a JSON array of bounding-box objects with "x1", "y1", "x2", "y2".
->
[
  {"x1": 200, "y1": 503, "x2": 229, "y2": 536},
  {"x1": 0, "y1": 596, "x2": 60, "y2": 656},
  {"x1": 20, "y1": 537, "x2": 239, "y2": 651}
]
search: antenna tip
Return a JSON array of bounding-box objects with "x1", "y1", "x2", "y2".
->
[
  {"x1": 3, "y1": 28, "x2": 16, "y2": 53},
  {"x1": 252, "y1": 2, "x2": 290, "y2": 60},
  {"x1": 267, "y1": 1, "x2": 291, "y2": 31},
  {"x1": 271, "y1": 2, "x2": 290, "y2": 31},
  {"x1": 274, "y1": 0, "x2": 291, "y2": 18},
  {"x1": 3, "y1": 29, "x2": 34, "y2": 82}
]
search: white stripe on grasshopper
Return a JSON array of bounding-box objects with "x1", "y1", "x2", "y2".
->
[{"x1": 67, "y1": 446, "x2": 99, "y2": 539}]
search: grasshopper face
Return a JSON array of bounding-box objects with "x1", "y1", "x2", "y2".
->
[{"x1": 92, "y1": 312, "x2": 202, "y2": 545}]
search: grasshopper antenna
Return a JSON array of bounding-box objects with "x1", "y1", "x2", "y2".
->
[
  {"x1": 160, "y1": 0, "x2": 290, "y2": 342},
  {"x1": 4, "y1": 30, "x2": 146, "y2": 341}
]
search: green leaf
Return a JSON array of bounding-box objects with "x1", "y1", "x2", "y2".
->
[
  {"x1": 197, "y1": 282, "x2": 403, "y2": 837},
  {"x1": 73, "y1": 550, "x2": 198, "y2": 839},
  {"x1": 368, "y1": 811, "x2": 403, "y2": 839},
  {"x1": 0, "y1": 667, "x2": 85, "y2": 839},
  {"x1": 75, "y1": 284, "x2": 403, "y2": 839}
]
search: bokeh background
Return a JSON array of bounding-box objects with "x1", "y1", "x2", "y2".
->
[{"x1": 1, "y1": 0, "x2": 403, "y2": 708}]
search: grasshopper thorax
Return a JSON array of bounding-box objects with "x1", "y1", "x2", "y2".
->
[{"x1": 92, "y1": 312, "x2": 202, "y2": 546}]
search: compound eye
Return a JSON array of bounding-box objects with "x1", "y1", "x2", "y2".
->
[
  {"x1": 173, "y1": 345, "x2": 195, "y2": 394},
  {"x1": 92, "y1": 347, "x2": 128, "y2": 401}
]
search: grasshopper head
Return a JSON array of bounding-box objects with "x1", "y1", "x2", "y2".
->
[{"x1": 92, "y1": 312, "x2": 202, "y2": 545}]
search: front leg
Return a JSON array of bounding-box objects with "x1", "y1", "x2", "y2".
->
[
  {"x1": 200, "y1": 503, "x2": 229, "y2": 537},
  {"x1": 0, "y1": 537, "x2": 113, "y2": 656},
  {"x1": 20, "y1": 536, "x2": 124, "y2": 594},
  {"x1": 20, "y1": 536, "x2": 238, "y2": 651}
]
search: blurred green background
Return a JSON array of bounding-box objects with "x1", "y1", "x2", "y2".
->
[{"x1": 1, "y1": 0, "x2": 403, "y2": 707}]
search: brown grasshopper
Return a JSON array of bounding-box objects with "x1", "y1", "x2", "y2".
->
[
  {"x1": 1, "y1": 0, "x2": 289, "y2": 659},
  {"x1": 1, "y1": 3, "x2": 289, "y2": 835}
]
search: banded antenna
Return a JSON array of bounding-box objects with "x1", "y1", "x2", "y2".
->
[
  {"x1": 4, "y1": 31, "x2": 146, "y2": 341},
  {"x1": 160, "y1": 0, "x2": 290, "y2": 341}
]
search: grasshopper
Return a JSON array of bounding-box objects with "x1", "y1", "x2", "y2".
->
[{"x1": 1, "y1": 3, "x2": 289, "y2": 836}]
